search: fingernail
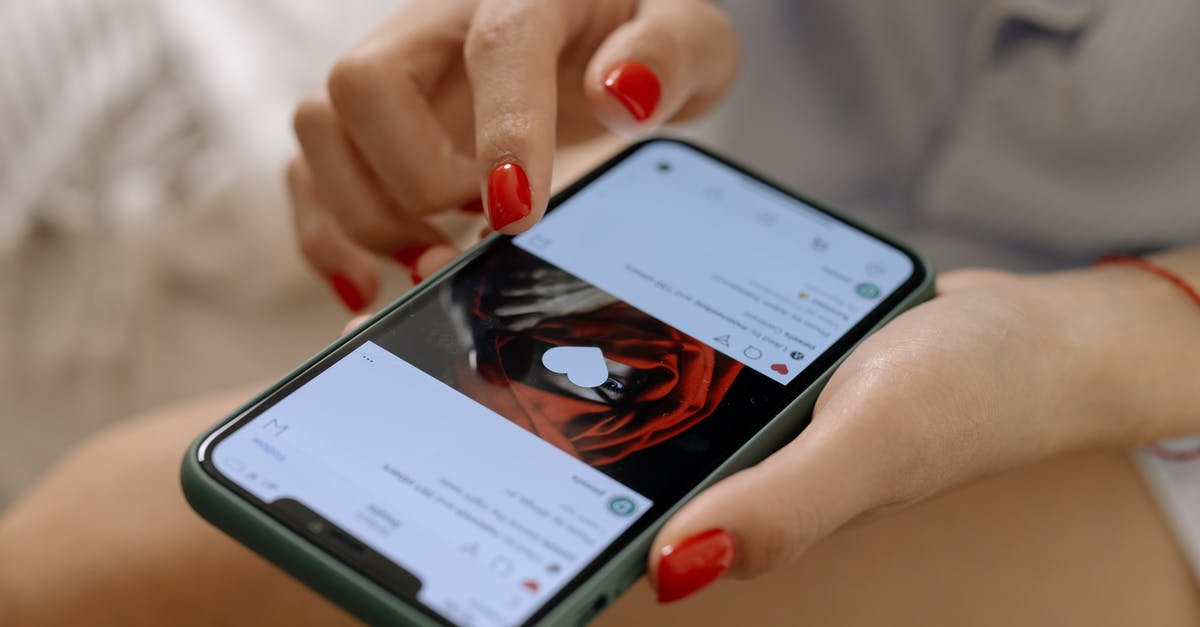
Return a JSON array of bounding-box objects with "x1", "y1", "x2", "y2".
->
[
  {"x1": 409, "y1": 269, "x2": 423, "y2": 285},
  {"x1": 329, "y1": 274, "x2": 366, "y2": 313},
  {"x1": 487, "y1": 162, "x2": 531, "y2": 230},
  {"x1": 656, "y1": 529, "x2": 735, "y2": 604},
  {"x1": 603, "y1": 61, "x2": 662, "y2": 123},
  {"x1": 461, "y1": 196, "x2": 485, "y2": 214},
  {"x1": 391, "y1": 243, "x2": 432, "y2": 268}
]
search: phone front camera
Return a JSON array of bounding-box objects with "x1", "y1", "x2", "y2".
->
[{"x1": 656, "y1": 161, "x2": 672, "y2": 173}]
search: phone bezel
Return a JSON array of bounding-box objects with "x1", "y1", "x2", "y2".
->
[{"x1": 196, "y1": 137, "x2": 929, "y2": 626}]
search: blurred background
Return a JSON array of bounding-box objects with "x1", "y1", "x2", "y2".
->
[
  {"x1": 4, "y1": 0, "x2": 1200, "y2": 514},
  {"x1": 0, "y1": 0, "x2": 402, "y2": 505}
]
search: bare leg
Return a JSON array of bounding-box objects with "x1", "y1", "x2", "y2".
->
[
  {"x1": 601, "y1": 452, "x2": 1200, "y2": 627},
  {"x1": 3, "y1": 387, "x2": 1197, "y2": 625},
  {"x1": 0, "y1": 385, "x2": 356, "y2": 626}
]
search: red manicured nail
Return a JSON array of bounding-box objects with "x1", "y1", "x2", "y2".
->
[
  {"x1": 487, "y1": 162, "x2": 531, "y2": 230},
  {"x1": 461, "y1": 196, "x2": 485, "y2": 214},
  {"x1": 656, "y1": 529, "x2": 735, "y2": 604},
  {"x1": 391, "y1": 243, "x2": 431, "y2": 268},
  {"x1": 603, "y1": 61, "x2": 662, "y2": 123},
  {"x1": 409, "y1": 269, "x2": 422, "y2": 285},
  {"x1": 329, "y1": 274, "x2": 365, "y2": 313}
]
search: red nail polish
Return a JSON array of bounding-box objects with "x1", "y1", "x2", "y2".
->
[
  {"x1": 487, "y1": 162, "x2": 531, "y2": 230},
  {"x1": 656, "y1": 529, "x2": 735, "y2": 604},
  {"x1": 329, "y1": 274, "x2": 366, "y2": 313},
  {"x1": 391, "y1": 243, "x2": 432, "y2": 268},
  {"x1": 409, "y1": 269, "x2": 423, "y2": 285},
  {"x1": 603, "y1": 61, "x2": 662, "y2": 123},
  {"x1": 461, "y1": 196, "x2": 485, "y2": 214}
]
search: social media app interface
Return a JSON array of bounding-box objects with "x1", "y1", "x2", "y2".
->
[
  {"x1": 213, "y1": 342, "x2": 651, "y2": 626},
  {"x1": 516, "y1": 142, "x2": 913, "y2": 384},
  {"x1": 209, "y1": 142, "x2": 916, "y2": 627}
]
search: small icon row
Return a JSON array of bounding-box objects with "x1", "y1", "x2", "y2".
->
[
  {"x1": 221, "y1": 457, "x2": 279, "y2": 491},
  {"x1": 712, "y1": 336, "x2": 806, "y2": 374},
  {"x1": 457, "y1": 540, "x2": 559, "y2": 596}
]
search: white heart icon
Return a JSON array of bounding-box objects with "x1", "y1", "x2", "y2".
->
[{"x1": 540, "y1": 346, "x2": 609, "y2": 388}]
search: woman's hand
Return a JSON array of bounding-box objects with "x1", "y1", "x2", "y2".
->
[
  {"x1": 646, "y1": 259, "x2": 1200, "y2": 603},
  {"x1": 287, "y1": 0, "x2": 738, "y2": 312}
]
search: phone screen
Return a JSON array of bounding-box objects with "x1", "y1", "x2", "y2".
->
[{"x1": 201, "y1": 141, "x2": 922, "y2": 626}]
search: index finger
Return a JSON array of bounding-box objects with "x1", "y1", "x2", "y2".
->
[{"x1": 463, "y1": 0, "x2": 585, "y2": 233}]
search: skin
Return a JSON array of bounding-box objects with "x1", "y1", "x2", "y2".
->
[
  {"x1": 1, "y1": 263, "x2": 1198, "y2": 623},
  {"x1": 288, "y1": 0, "x2": 738, "y2": 305},
  {"x1": 0, "y1": 386, "x2": 353, "y2": 627},
  {"x1": 1, "y1": 382, "x2": 1197, "y2": 625},
  {"x1": 603, "y1": 451, "x2": 1200, "y2": 627},
  {"x1": 648, "y1": 258, "x2": 1200, "y2": 585},
  {"x1": 2, "y1": 0, "x2": 1198, "y2": 622},
  {"x1": 286, "y1": 0, "x2": 1200, "y2": 601}
]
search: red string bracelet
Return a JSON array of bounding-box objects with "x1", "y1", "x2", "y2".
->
[
  {"x1": 1097, "y1": 254, "x2": 1200, "y2": 308},
  {"x1": 1096, "y1": 253, "x2": 1200, "y2": 462}
]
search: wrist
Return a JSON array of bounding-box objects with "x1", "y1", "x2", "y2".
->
[
  {"x1": 936, "y1": 269, "x2": 1100, "y2": 457},
  {"x1": 1030, "y1": 255, "x2": 1200, "y2": 448}
]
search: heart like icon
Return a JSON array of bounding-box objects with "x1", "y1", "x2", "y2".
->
[
  {"x1": 541, "y1": 346, "x2": 609, "y2": 388},
  {"x1": 770, "y1": 363, "x2": 789, "y2": 375}
]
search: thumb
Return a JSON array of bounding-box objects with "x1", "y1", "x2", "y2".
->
[
  {"x1": 647, "y1": 418, "x2": 895, "y2": 604},
  {"x1": 584, "y1": 0, "x2": 739, "y2": 135}
]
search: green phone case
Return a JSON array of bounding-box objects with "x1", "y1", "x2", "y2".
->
[{"x1": 181, "y1": 138, "x2": 935, "y2": 627}]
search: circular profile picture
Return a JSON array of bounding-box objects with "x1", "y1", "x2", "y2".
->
[
  {"x1": 607, "y1": 496, "x2": 637, "y2": 517},
  {"x1": 855, "y1": 282, "x2": 881, "y2": 299}
]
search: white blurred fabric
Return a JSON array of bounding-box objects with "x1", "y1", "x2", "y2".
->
[
  {"x1": 689, "y1": 0, "x2": 1200, "y2": 269},
  {"x1": 0, "y1": 0, "x2": 401, "y2": 504}
]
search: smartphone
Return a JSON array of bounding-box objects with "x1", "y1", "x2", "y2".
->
[{"x1": 182, "y1": 138, "x2": 933, "y2": 627}]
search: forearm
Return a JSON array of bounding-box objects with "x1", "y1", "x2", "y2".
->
[{"x1": 1040, "y1": 246, "x2": 1200, "y2": 449}]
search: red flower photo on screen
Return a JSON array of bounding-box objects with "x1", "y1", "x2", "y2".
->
[{"x1": 448, "y1": 251, "x2": 743, "y2": 467}]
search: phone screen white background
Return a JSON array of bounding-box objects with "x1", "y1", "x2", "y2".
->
[{"x1": 517, "y1": 142, "x2": 913, "y2": 384}]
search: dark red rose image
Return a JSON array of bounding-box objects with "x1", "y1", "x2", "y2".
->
[{"x1": 459, "y1": 299, "x2": 743, "y2": 466}]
